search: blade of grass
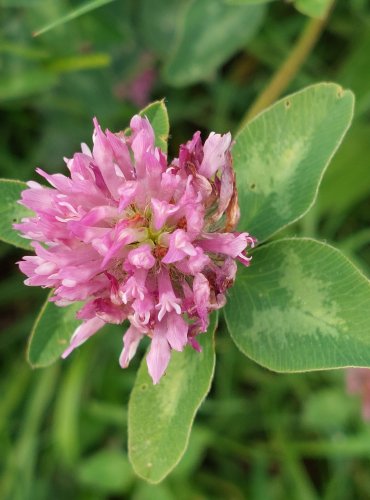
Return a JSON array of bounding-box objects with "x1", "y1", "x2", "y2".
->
[
  {"x1": 33, "y1": 0, "x2": 117, "y2": 37},
  {"x1": 0, "y1": 367, "x2": 59, "y2": 499},
  {"x1": 53, "y1": 351, "x2": 90, "y2": 467},
  {"x1": 0, "y1": 362, "x2": 30, "y2": 436},
  {"x1": 275, "y1": 436, "x2": 319, "y2": 500}
]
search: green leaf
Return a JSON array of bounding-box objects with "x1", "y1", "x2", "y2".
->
[
  {"x1": 77, "y1": 449, "x2": 134, "y2": 493},
  {"x1": 294, "y1": 0, "x2": 332, "y2": 19},
  {"x1": 163, "y1": 0, "x2": 265, "y2": 86},
  {"x1": 224, "y1": 238, "x2": 370, "y2": 372},
  {"x1": 27, "y1": 298, "x2": 81, "y2": 368},
  {"x1": 138, "y1": 0, "x2": 189, "y2": 59},
  {"x1": 138, "y1": 100, "x2": 170, "y2": 153},
  {"x1": 32, "y1": 0, "x2": 117, "y2": 37},
  {"x1": 128, "y1": 313, "x2": 218, "y2": 483},
  {"x1": 234, "y1": 83, "x2": 354, "y2": 241},
  {"x1": 0, "y1": 179, "x2": 32, "y2": 250}
]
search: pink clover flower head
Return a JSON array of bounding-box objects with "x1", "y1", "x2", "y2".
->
[{"x1": 15, "y1": 115, "x2": 255, "y2": 384}]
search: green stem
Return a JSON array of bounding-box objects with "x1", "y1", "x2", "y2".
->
[
  {"x1": 239, "y1": 11, "x2": 331, "y2": 128},
  {"x1": 300, "y1": 203, "x2": 318, "y2": 238}
]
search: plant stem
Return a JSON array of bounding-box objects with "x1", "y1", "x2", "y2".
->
[
  {"x1": 300, "y1": 203, "x2": 318, "y2": 238},
  {"x1": 240, "y1": 10, "x2": 331, "y2": 128}
]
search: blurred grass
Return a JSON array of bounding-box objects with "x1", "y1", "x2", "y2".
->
[{"x1": 0, "y1": 0, "x2": 370, "y2": 498}]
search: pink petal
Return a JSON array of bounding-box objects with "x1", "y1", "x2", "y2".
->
[
  {"x1": 146, "y1": 331, "x2": 171, "y2": 384},
  {"x1": 165, "y1": 312, "x2": 188, "y2": 351},
  {"x1": 156, "y1": 268, "x2": 182, "y2": 321},
  {"x1": 119, "y1": 325, "x2": 144, "y2": 368},
  {"x1": 193, "y1": 273, "x2": 210, "y2": 331},
  {"x1": 62, "y1": 317, "x2": 105, "y2": 358},
  {"x1": 199, "y1": 132, "x2": 232, "y2": 178},
  {"x1": 162, "y1": 229, "x2": 197, "y2": 264},
  {"x1": 127, "y1": 244, "x2": 156, "y2": 270},
  {"x1": 151, "y1": 198, "x2": 179, "y2": 231}
]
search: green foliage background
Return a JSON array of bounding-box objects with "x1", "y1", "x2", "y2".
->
[{"x1": 1, "y1": 0, "x2": 370, "y2": 498}]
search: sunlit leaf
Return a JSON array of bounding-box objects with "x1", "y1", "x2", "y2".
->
[
  {"x1": 234, "y1": 83, "x2": 354, "y2": 241},
  {"x1": 128, "y1": 313, "x2": 217, "y2": 483},
  {"x1": 225, "y1": 238, "x2": 370, "y2": 372}
]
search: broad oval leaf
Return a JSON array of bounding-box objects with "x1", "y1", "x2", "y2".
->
[
  {"x1": 139, "y1": 100, "x2": 170, "y2": 152},
  {"x1": 0, "y1": 179, "x2": 32, "y2": 250},
  {"x1": 138, "y1": 0, "x2": 189, "y2": 59},
  {"x1": 128, "y1": 312, "x2": 218, "y2": 483},
  {"x1": 163, "y1": 0, "x2": 265, "y2": 86},
  {"x1": 224, "y1": 238, "x2": 370, "y2": 372},
  {"x1": 28, "y1": 297, "x2": 81, "y2": 367},
  {"x1": 234, "y1": 83, "x2": 354, "y2": 241}
]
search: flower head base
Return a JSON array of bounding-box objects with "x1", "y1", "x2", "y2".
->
[{"x1": 15, "y1": 115, "x2": 255, "y2": 383}]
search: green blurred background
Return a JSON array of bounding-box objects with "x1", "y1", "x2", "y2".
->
[{"x1": 1, "y1": 1, "x2": 370, "y2": 498}]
